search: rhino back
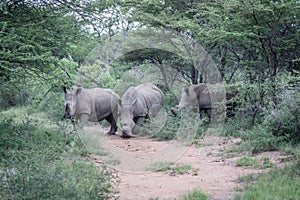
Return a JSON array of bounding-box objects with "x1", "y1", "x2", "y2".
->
[
  {"x1": 193, "y1": 83, "x2": 228, "y2": 109},
  {"x1": 81, "y1": 88, "x2": 119, "y2": 121},
  {"x1": 192, "y1": 83, "x2": 211, "y2": 109},
  {"x1": 121, "y1": 83, "x2": 164, "y2": 117},
  {"x1": 134, "y1": 83, "x2": 164, "y2": 117},
  {"x1": 137, "y1": 84, "x2": 164, "y2": 106}
]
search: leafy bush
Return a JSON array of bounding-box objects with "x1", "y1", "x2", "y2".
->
[
  {"x1": 36, "y1": 88, "x2": 66, "y2": 121},
  {"x1": 138, "y1": 91, "x2": 177, "y2": 140},
  {"x1": 237, "y1": 125, "x2": 286, "y2": 154},
  {"x1": 0, "y1": 118, "x2": 118, "y2": 199},
  {"x1": 0, "y1": 80, "x2": 30, "y2": 109},
  {"x1": 264, "y1": 89, "x2": 300, "y2": 143},
  {"x1": 223, "y1": 113, "x2": 259, "y2": 137},
  {"x1": 163, "y1": 91, "x2": 178, "y2": 109},
  {"x1": 75, "y1": 61, "x2": 119, "y2": 89},
  {"x1": 154, "y1": 110, "x2": 179, "y2": 140}
]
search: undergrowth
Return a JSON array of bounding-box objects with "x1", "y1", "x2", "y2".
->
[
  {"x1": 235, "y1": 164, "x2": 300, "y2": 200},
  {"x1": 0, "y1": 114, "x2": 118, "y2": 199},
  {"x1": 180, "y1": 189, "x2": 210, "y2": 200},
  {"x1": 147, "y1": 162, "x2": 194, "y2": 175}
]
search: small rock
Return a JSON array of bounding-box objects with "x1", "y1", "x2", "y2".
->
[
  {"x1": 169, "y1": 171, "x2": 176, "y2": 176},
  {"x1": 191, "y1": 171, "x2": 198, "y2": 176}
]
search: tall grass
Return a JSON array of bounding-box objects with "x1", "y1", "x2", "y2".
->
[
  {"x1": 0, "y1": 111, "x2": 118, "y2": 199},
  {"x1": 235, "y1": 165, "x2": 300, "y2": 200}
]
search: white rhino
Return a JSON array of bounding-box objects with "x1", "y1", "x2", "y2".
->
[
  {"x1": 175, "y1": 83, "x2": 237, "y2": 119},
  {"x1": 119, "y1": 83, "x2": 164, "y2": 138},
  {"x1": 62, "y1": 86, "x2": 120, "y2": 135}
]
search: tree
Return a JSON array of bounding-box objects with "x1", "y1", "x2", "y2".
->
[
  {"x1": 0, "y1": 0, "x2": 119, "y2": 108},
  {"x1": 197, "y1": 0, "x2": 300, "y2": 106},
  {"x1": 122, "y1": 0, "x2": 208, "y2": 84},
  {"x1": 122, "y1": 0, "x2": 300, "y2": 106}
]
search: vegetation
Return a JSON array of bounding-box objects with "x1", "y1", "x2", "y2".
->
[
  {"x1": 147, "y1": 162, "x2": 194, "y2": 175},
  {"x1": 235, "y1": 156, "x2": 273, "y2": 169},
  {"x1": 0, "y1": 110, "x2": 118, "y2": 199},
  {"x1": 0, "y1": 0, "x2": 300, "y2": 199},
  {"x1": 179, "y1": 189, "x2": 210, "y2": 200},
  {"x1": 235, "y1": 165, "x2": 300, "y2": 200}
]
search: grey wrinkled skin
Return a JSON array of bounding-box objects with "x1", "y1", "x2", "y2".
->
[
  {"x1": 62, "y1": 86, "x2": 120, "y2": 135},
  {"x1": 119, "y1": 83, "x2": 164, "y2": 138},
  {"x1": 176, "y1": 83, "x2": 238, "y2": 119}
]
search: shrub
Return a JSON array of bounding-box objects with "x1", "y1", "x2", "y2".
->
[
  {"x1": 238, "y1": 125, "x2": 286, "y2": 154},
  {"x1": 154, "y1": 110, "x2": 180, "y2": 140},
  {"x1": 0, "y1": 118, "x2": 118, "y2": 199},
  {"x1": 264, "y1": 89, "x2": 300, "y2": 143}
]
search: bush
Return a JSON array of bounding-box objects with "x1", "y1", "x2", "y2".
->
[
  {"x1": 223, "y1": 113, "x2": 260, "y2": 137},
  {"x1": 264, "y1": 89, "x2": 300, "y2": 143},
  {"x1": 0, "y1": 118, "x2": 118, "y2": 199},
  {"x1": 154, "y1": 110, "x2": 180, "y2": 140},
  {"x1": 238, "y1": 125, "x2": 286, "y2": 154},
  {"x1": 0, "y1": 80, "x2": 30, "y2": 110},
  {"x1": 154, "y1": 91, "x2": 184, "y2": 141}
]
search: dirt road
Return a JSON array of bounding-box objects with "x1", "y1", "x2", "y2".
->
[{"x1": 83, "y1": 127, "x2": 286, "y2": 200}]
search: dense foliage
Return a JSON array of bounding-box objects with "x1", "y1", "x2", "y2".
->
[
  {"x1": 0, "y1": 112, "x2": 118, "y2": 199},
  {"x1": 0, "y1": 0, "x2": 300, "y2": 199}
]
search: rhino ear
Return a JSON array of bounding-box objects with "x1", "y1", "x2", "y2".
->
[
  {"x1": 74, "y1": 87, "x2": 82, "y2": 95},
  {"x1": 182, "y1": 87, "x2": 189, "y2": 95},
  {"x1": 61, "y1": 86, "x2": 67, "y2": 94}
]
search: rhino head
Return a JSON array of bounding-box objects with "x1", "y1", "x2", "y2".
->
[
  {"x1": 118, "y1": 100, "x2": 136, "y2": 138},
  {"x1": 177, "y1": 87, "x2": 198, "y2": 111},
  {"x1": 62, "y1": 86, "x2": 82, "y2": 120}
]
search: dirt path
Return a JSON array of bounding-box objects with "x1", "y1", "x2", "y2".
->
[{"x1": 84, "y1": 126, "x2": 288, "y2": 200}]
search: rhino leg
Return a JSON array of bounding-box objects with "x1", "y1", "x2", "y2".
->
[
  {"x1": 79, "y1": 114, "x2": 89, "y2": 123},
  {"x1": 120, "y1": 133, "x2": 132, "y2": 138},
  {"x1": 105, "y1": 113, "x2": 118, "y2": 135},
  {"x1": 206, "y1": 109, "x2": 212, "y2": 119},
  {"x1": 132, "y1": 117, "x2": 145, "y2": 135},
  {"x1": 71, "y1": 119, "x2": 77, "y2": 130},
  {"x1": 70, "y1": 114, "x2": 89, "y2": 131}
]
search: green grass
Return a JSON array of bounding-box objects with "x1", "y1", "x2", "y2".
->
[
  {"x1": 223, "y1": 118, "x2": 287, "y2": 154},
  {"x1": 237, "y1": 173, "x2": 260, "y2": 184},
  {"x1": 179, "y1": 189, "x2": 210, "y2": 200},
  {"x1": 236, "y1": 156, "x2": 273, "y2": 169},
  {"x1": 149, "y1": 197, "x2": 159, "y2": 200},
  {"x1": 147, "y1": 162, "x2": 193, "y2": 175},
  {"x1": 0, "y1": 109, "x2": 118, "y2": 200},
  {"x1": 235, "y1": 165, "x2": 300, "y2": 200}
]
